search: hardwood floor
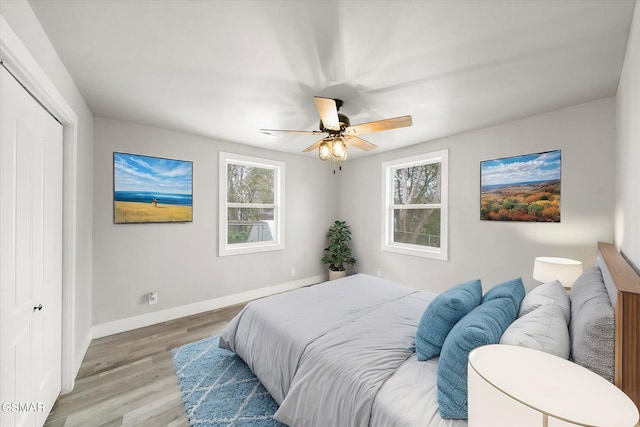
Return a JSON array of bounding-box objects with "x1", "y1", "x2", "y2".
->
[{"x1": 44, "y1": 304, "x2": 245, "y2": 427}]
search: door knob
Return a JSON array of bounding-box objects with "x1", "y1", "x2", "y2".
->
[{"x1": 33, "y1": 304, "x2": 42, "y2": 311}]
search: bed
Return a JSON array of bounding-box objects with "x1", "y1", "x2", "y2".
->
[{"x1": 219, "y1": 242, "x2": 640, "y2": 426}]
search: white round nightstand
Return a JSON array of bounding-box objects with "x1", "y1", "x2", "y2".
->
[{"x1": 468, "y1": 344, "x2": 639, "y2": 427}]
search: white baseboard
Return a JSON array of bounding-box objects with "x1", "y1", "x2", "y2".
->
[
  {"x1": 61, "y1": 327, "x2": 92, "y2": 394},
  {"x1": 92, "y1": 275, "x2": 325, "y2": 339},
  {"x1": 75, "y1": 328, "x2": 92, "y2": 374},
  {"x1": 64, "y1": 328, "x2": 93, "y2": 392}
]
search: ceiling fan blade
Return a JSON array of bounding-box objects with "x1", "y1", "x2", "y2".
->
[
  {"x1": 346, "y1": 136, "x2": 377, "y2": 151},
  {"x1": 302, "y1": 138, "x2": 326, "y2": 153},
  {"x1": 345, "y1": 115, "x2": 412, "y2": 136},
  {"x1": 260, "y1": 129, "x2": 324, "y2": 136},
  {"x1": 314, "y1": 97, "x2": 340, "y2": 131}
]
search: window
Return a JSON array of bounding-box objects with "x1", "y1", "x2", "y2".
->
[
  {"x1": 382, "y1": 149, "x2": 448, "y2": 260},
  {"x1": 219, "y1": 152, "x2": 284, "y2": 256}
]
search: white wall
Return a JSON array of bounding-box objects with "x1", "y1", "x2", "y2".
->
[
  {"x1": 616, "y1": 2, "x2": 640, "y2": 271},
  {"x1": 1, "y1": 0, "x2": 94, "y2": 378},
  {"x1": 92, "y1": 117, "x2": 337, "y2": 326},
  {"x1": 339, "y1": 98, "x2": 616, "y2": 293}
]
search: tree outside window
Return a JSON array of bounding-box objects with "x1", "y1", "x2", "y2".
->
[
  {"x1": 393, "y1": 163, "x2": 441, "y2": 248},
  {"x1": 382, "y1": 150, "x2": 448, "y2": 260},
  {"x1": 219, "y1": 153, "x2": 284, "y2": 256}
]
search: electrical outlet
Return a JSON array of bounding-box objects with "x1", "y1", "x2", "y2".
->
[
  {"x1": 148, "y1": 292, "x2": 158, "y2": 305},
  {"x1": 377, "y1": 270, "x2": 382, "y2": 278},
  {"x1": 291, "y1": 268, "x2": 296, "y2": 277}
]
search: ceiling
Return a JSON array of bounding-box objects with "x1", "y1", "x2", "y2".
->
[{"x1": 29, "y1": 0, "x2": 635, "y2": 158}]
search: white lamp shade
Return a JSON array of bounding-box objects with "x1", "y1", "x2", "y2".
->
[
  {"x1": 533, "y1": 257, "x2": 583, "y2": 288},
  {"x1": 468, "y1": 345, "x2": 640, "y2": 427}
]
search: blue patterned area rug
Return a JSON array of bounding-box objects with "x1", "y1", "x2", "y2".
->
[{"x1": 171, "y1": 335, "x2": 285, "y2": 426}]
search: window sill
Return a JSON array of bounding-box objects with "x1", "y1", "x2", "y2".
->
[
  {"x1": 382, "y1": 243, "x2": 447, "y2": 260},
  {"x1": 219, "y1": 242, "x2": 284, "y2": 257}
]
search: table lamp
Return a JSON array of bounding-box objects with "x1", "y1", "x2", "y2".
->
[
  {"x1": 533, "y1": 257, "x2": 583, "y2": 289},
  {"x1": 468, "y1": 345, "x2": 639, "y2": 427}
]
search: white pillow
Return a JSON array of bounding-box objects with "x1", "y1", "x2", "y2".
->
[
  {"x1": 500, "y1": 303, "x2": 570, "y2": 359},
  {"x1": 519, "y1": 280, "x2": 570, "y2": 324}
]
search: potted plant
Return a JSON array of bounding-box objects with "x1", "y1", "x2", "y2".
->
[{"x1": 322, "y1": 220, "x2": 357, "y2": 281}]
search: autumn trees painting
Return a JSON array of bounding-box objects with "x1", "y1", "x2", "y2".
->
[{"x1": 480, "y1": 150, "x2": 561, "y2": 222}]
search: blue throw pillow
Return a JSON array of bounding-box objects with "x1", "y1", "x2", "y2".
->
[
  {"x1": 482, "y1": 277, "x2": 525, "y2": 309},
  {"x1": 437, "y1": 295, "x2": 521, "y2": 419},
  {"x1": 415, "y1": 279, "x2": 482, "y2": 361}
]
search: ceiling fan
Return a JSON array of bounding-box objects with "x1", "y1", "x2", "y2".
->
[{"x1": 260, "y1": 97, "x2": 412, "y2": 163}]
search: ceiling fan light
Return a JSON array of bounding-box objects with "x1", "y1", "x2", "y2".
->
[
  {"x1": 337, "y1": 147, "x2": 348, "y2": 161},
  {"x1": 318, "y1": 140, "x2": 331, "y2": 161},
  {"x1": 332, "y1": 139, "x2": 347, "y2": 159}
]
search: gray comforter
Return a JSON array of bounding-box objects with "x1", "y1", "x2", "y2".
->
[{"x1": 220, "y1": 274, "x2": 437, "y2": 427}]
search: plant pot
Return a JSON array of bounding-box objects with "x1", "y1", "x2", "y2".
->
[{"x1": 329, "y1": 269, "x2": 347, "y2": 281}]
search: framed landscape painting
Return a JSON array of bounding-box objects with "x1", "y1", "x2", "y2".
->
[
  {"x1": 113, "y1": 152, "x2": 193, "y2": 224},
  {"x1": 480, "y1": 150, "x2": 561, "y2": 222}
]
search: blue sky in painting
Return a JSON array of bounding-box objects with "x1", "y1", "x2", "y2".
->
[
  {"x1": 114, "y1": 153, "x2": 192, "y2": 194},
  {"x1": 481, "y1": 150, "x2": 561, "y2": 186}
]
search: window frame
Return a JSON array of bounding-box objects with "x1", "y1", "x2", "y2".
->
[
  {"x1": 219, "y1": 152, "x2": 285, "y2": 256},
  {"x1": 381, "y1": 149, "x2": 448, "y2": 260}
]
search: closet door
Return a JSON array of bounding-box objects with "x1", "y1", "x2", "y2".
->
[{"x1": 0, "y1": 66, "x2": 63, "y2": 427}]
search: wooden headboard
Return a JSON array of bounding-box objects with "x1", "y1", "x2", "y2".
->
[{"x1": 597, "y1": 242, "x2": 640, "y2": 410}]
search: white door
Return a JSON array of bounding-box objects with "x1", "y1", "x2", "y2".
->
[{"x1": 1, "y1": 65, "x2": 63, "y2": 427}]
